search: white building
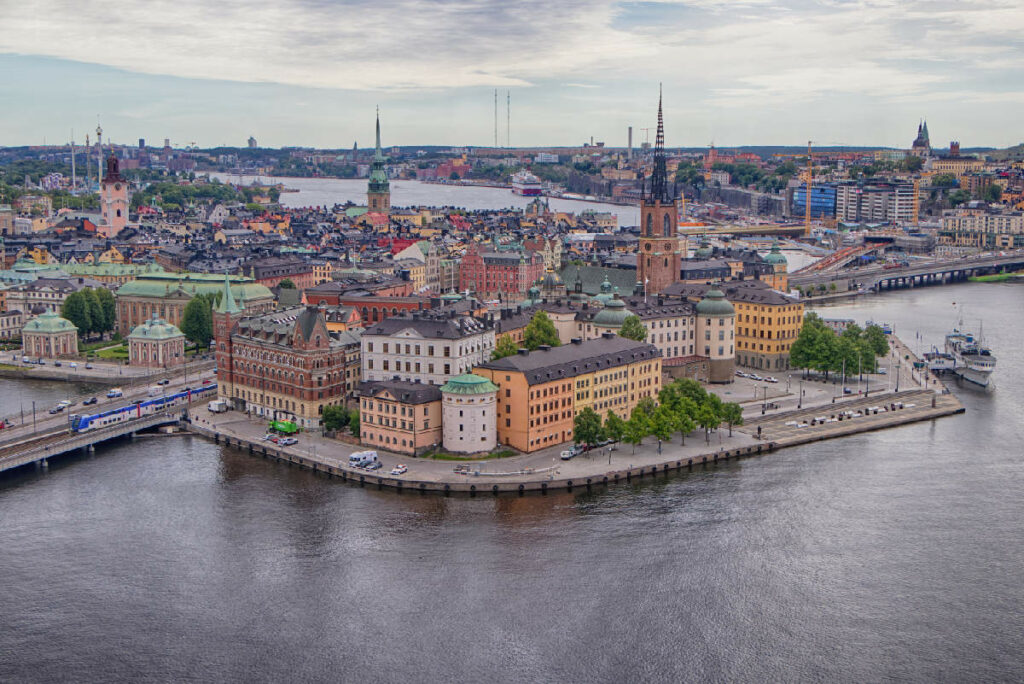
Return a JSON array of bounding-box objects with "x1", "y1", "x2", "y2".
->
[{"x1": 440, "y1": 374, "x2": 498, "y2": 454}]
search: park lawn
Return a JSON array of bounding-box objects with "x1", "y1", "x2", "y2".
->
[
  {"x1": 96, "y1": 345, "x2": 129, "y2": 359},
  {"x1": 427, "y1": 449, "x2": 517, "y2": 461}
]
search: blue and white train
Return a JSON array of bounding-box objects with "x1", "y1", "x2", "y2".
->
[{"x1": 70, "y1": 384, "x2": 218, "y2": 432}]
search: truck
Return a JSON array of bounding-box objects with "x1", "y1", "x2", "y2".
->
[{"x1": 207, "y1": 400, "x2": 228, "y2": 413}]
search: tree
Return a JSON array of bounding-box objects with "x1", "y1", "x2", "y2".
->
[
  {"x1": 573, "y1": 407, "x2": 604, "y2": 447},
  {"x1": 278, "y1": 278, "x2": 296, "y2": 289},
  {"x1": 96, "y1": 287, "x2": 116, "y2": 334},
  {"x1": 180, "y1": 296, "x2": 213, "y2": 348},
  {"x1": 903, "y1": 156, "x2": 924, "y2": 172},
  {"x1": 949, "y1": 189, "x2": 971, "y2": 207},
  {"x1": 321, "y1": 405, "x2": 350, "y2": 431},
  {"x1": 623, "y1": 405, "x2": 649, "y2": 454},
  {"x1": 603, "y1": 410, "x2": 626, "y2": 444},
  {"x1": 618, "y1": 315, "x2": 647, "y2": 342},
  {"x1": 721, "y1": 402, "x2": 743, "y2": 437},
  {"x1": 522, "y1": 310, "x2": 561, "y2": 350},
  {"x1": 983, "y1": 184, "x2": 1003, "y2": 203},
  {"x1": 348, "y1": 408, "x2": 360, "y2": 437},
  {"x1": 491, "y1": 334, "x2": 520, "y2": 360},
  {"x1": 84, "y1": 288, "x2": 104, "y2": 336},
  {"x1": 61, "y1": 291, "x2": 91, "y2": 337},
  {"x1": 650, "y1": 404, "x2": 679, "y2": 445},
  {"x1": 931, "y1": 173, "x2": 956, "y2": 188},
  {"x1": 864, "y1": 325, "x2": 889, "y2": 357},
  {"x1": 675, "y1": 397, "x2": 697, "y2": 445},
  {"x1": 695, "y1": 404, "x2": 719, "y2": 444}
]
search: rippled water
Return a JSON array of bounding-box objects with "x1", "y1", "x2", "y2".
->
[{"x1": 1, "y1": 284, "x2": 1022, "y2": 682}]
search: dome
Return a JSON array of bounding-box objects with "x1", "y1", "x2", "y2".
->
[
  {"x1": 23, "y1": 308, "x2": 77, "y2": 334},
  {"x1": 696, "y1": 288, "x2": 735, "y2": 316},
  {"x1": 541, "y1": 269, "x2": 563, "y2": 290},
  {"x1": 695, "y1": 239, "x2": 713, "y2": 259},
  {"x1": 128, "y1": 313, "x2": 184, "y2": 340},
  {"x1": 441, "y1": 373, "x2": 498, "y2": 395},
  {"x1": 592, "y1": 295, "x2": 632, "y2": 328},
  {"x1": 764, "y1": 242, "x2": 788, "y2": 266},
  {"x1": 592, "y1": 276, "x2": 616, "y2": 306}
]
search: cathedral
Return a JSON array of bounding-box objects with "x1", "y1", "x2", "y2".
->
[
  {"x1": 911, "y1": 119, "x2": 931, "y2": 158},
  {"x1": 367, "y1": 109, "x2": 391, "y2": 213}
]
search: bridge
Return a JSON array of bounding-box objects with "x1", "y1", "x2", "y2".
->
[
  {"x1": 679, "y1": 224, "x2": 808, "y2": 238},
  {"x1": 790, "y1": 253, "x2": 1024, "y2": 292},
  {"x1": 0, "y1": 412, "x2": 180, "y2": 474}
]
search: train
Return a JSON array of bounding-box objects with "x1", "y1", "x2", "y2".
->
[{"x1": 70, "y1": 384, "x2": 218, "y2": 432}]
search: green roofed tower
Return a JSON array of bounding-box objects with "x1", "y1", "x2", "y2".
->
[{"x1": 367, "y1": 107, "x2": 391, "y2": 213}]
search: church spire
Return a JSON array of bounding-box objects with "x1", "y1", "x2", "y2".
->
[
  {"x1": 216, "y1": 273, "x2": 241, "y2": 314},
  {"x1": 647, "y1": 84, "x2": 669, "y2": 203},
  {"x1": 374, "y1": 106, "x2": 383, "y2": 159}
]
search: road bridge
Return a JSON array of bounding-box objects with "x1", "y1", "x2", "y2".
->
[
  {"x1": 790, "y1": 253, "x2": 1024, "y2": 292},
  {"x1": 0, "y1": 412, "x2": 180, "y2": 474}
]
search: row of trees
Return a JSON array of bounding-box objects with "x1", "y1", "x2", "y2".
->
[
  {"x1": 61, "y1": 287, "x2": 116, "y2": 338},
  {"x1": 789, "y1": 313, "x2": 888, "y2": 378},
  {"x1": 573, "y1": 378, "x2": 744, "y2": 454}
]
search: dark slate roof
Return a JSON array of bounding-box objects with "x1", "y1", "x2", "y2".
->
[
  {"x1": 662, "y1": 279, "x2": 799, "y2": 306},
  {"x1": 479, "y1": 335, "x2": 660, "y2": 385},
  {"x1": 559, "y1": 264, "x2": 639, "y2": 296},
  {"x1": 359, "y1": 380, "x2": 442, "y2": 404},
  {"x1": 363, "y1": 312, "x2": 491, "y2": 339}
]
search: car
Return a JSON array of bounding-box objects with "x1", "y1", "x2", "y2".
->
[
  {"x1": 107, "y1": 388, "x2": 123, "y2": 398},
  {"x1": 157, "y1": 378, "x2": 170, "y2": 385},
  {"x1": 877, "y1": 368, "x2": 887, "y2": 375},
  {"x1": 202, "y1": 378, "x2": 212, "y2": 385},
  {"x1": 58, "y1": 400, "x2": 72, "y2": 408},
  {"x1": 560, "y1": 450, "x2": 575, "y2": 461},
  {"x1": 390, "y1": 464, "x2": 408, "y2": 475},
  {"x1": 277, "y1": 437, "x2": 298, "y2": 446},
  {"x1": 357, "y1": 458, "x2": 376, "y2": 468},
  {"x1": 765, "y1": 376, "x2": 778, "y2": 383},
  {"x1": 85, "y1": 363, "x2": 93, "y2": 369},
  {"x1": 48, "y1": 405, "x2": 64, "y2": 414},
  {"x1": 54, "y1": 361, "x2": 62, "y2": 367},
  {"x1": 69, "y1": 362, "x2": 77, "y2": 368},
  {"x1": 36, "y1": 359, "x2": 45, "y2": 365},
  {"x1": 21, "y1": 356, "x2": 29, "y2": 363},
  {"x1": 263, "y1": 433, "x2": 276, "y2": 441},
  {"x1": 82, "y1": 397, "x2": 98, "y2": 406},
  {"x1": 843, "y1": 388, "x2": 853, "y2": 395},
  {"x1": 365, "y1": 460, "x2": 383, "y2": 471}
]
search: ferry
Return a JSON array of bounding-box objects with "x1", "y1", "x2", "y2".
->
[
  {"x1": 946, "y1": 329, "x2": 996, "y2": 387},
  {"x1": 511, "y1": 170, "x2": 542, "y2": 196}
]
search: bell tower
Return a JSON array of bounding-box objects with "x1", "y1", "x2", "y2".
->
[
  {"x1": 637, "y1": 87, "x2": 680, "y2": 296},
  {"x1": 100, "y1": 153, "x2": 129, "y2": 238},
  {"x1": 367, "y1": 107, "x2": 391, "y2": 213}
]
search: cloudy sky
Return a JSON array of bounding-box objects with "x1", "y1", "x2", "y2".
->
[{"x1": 1, "y1": 0, "x2": 1022, "y2": 149}]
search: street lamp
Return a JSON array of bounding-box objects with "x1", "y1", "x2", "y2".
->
[{"x1": 798, "y1": 378, "x2": 803, "y2": 409}]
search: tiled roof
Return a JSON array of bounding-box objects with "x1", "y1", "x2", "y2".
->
[{"x1": 479, "y1": 336, "x2": 660, "y2": 385}]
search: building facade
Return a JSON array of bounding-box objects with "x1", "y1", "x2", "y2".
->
[
  {"x1": 440, "y1": 374, "x2": 498, "y2": 454},
  {"x1": 458, "y1": 243, "x2": 545, "y2": 298},
  {"x1": 359, "y1": 380, "x2": 442, "y2": 456},
  {"x1": 21, "y1": 309, "x2": 78, "y2": 358},
  {"x1": 637, "y1": 94, "x2": 681, "y2": 296},
  {"x1": 100, "y1": 154, "x2": 129, "y2": 238},
  {"x1": 127, "y1": 314, "x2": 186, "y2": 368}
]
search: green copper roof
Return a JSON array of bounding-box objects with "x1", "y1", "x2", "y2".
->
[
  {"x1": 441, "y1": 373, "x2": 498, "y2": 395},
  {"x1": 696, "y1": 288, "x2": 735, "y2": 316},
  {"x1": 764, "y1": 242, "x2": 788, "y2": 265},
  {"x1": 128, "y1": 313, "x2": 184, "y2": 341},
  {"x1": 368, "y1": 108, "x2": 390, "y2": 192},
  {"x1": 592, "y1": 296, "x2": 631, "y2": 327},
  {"x1": 215, "y1": 273, "x2": 242, "y2": 314},
  {"x1": 23, "y1": 308, "x2": 77, "y2": 334},
  {"x1": 116, "y1": 274, "x2": 271, "y2": 304},
  {"x1": 63, "y1": 263, "x2": 166, "y2": 277}
]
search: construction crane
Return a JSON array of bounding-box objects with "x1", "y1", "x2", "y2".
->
[
  {"x1": 911, "y1": 171, "x2": 935, "y2": 229},
  {"x1": 773, "y1": 143, "x2": 816, "y2": 236}
]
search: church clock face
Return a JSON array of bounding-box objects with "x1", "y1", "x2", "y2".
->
[
  {"x1": 644, "y1": 243, "x2": 653, "y2": 251},
  {"x1": 114, "y1": 183, "x2": 121, "y2": 191}
]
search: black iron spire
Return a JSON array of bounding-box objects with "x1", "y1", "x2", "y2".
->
[{"x1": 647, "y1": 85, "x2": 669, "y2": 203}]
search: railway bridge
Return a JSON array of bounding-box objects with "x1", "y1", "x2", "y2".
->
[{"x1": 790, "y1": 254, "x2": 1024, "y2": 293}]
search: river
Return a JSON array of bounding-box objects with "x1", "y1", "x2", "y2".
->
[{"x1": 1, "y1": 283, "x2": 1021, "y2": 682}]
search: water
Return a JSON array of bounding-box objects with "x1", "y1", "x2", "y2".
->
[
  {"x1": 1, "y1": 283, "x2": 1022, "y2": 682},
  {"x1": 213, "y1": 174, "x2": 641, "y2": 225}
]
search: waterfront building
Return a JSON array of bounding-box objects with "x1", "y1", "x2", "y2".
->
[
  {"x1": 0, "y1": 309, "x2": 23, "y2": 341},
  {"x1": 939, "y1": 211, "x2": 1024, "y2": 249},
  {"x1": 367, "y1": 110, "x2": 391, "y2": 213},
  {"x1": 115, "y1": 272, "x2": 274, "y2": 336},
  {"x1": 5, "y1": 276, "x2": 104, "y2": 317},
  {"x1": 359, "y1": 380, "x2": 442, "y2": 456},
  {"x1": 214, "y1": 276, "x2": 350, "y2": 428},
  {"x1": 637, "y1": 91, "x2": 681, "y2": 296},
  {"x1": 21, "y1": 308, "x2": 78, "y2": 358},
  {"x1": 127, "y1": 313, "x2": 186, "y2": 369},
  {"x1": 99, "y1": 154, "x2": 129, "y2": 238},
  {"x1": 458, "y1": 243, "x2": 545, "y2": 298},
  {"x1": 474, "y1": 335, "x2": 661, "y2": 453},
  {"x1": 361, "y1": 310, "x2": 495, "y2": 386},
  {"x1": 440, "y1": 373, "x2": 498, "y2": 454}
]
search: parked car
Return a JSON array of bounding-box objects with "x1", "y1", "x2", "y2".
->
[
  {"x1": 365, "y1": 460, "x2": 383, "y2": 471},
  {"x1": 201, "y1": 378, "x2": 212, "y2": 385},
  {"x1": 277, "y1": 437, "x2": 298, "y2": 446},
  {"x1": 85, "y1": 363, "x2": 93, "y2": 369},
  {"x1": 107, "y1": 388, "x2": 123, "y2": 398},
  {"x1": 54, "y1": 361, "x2": 62, "y2": 367},
  {"x1": 82, "y1": 397, "x2": 98, "y2": 406},
  {"x1": 390, "y1": 464, "x2": 408, "y2": 475},
  {"x1": 349, "y1": 451, "x2": 378, "y2": 465},
  {"x1": 157, "y1": 378, "x2": 170, "y2": 385},
  {"x1": 21, "y1": 356, "x2": 29, "y2": 363},
  {"x1": 560, "y1": 450, "x2": 575, "y2": 461},
  {"x1": 357, "y1": 457, "x2": 376, "y2": 468},
  {"x1": 36, "y1": 359, "x2": 45, "y2": 365},
  {"x1": 69, "y1": 362, "x2": 77, "y2": 368},
  {"x1": 48, "y1": 405, "x2": 64, "y2": 414}
]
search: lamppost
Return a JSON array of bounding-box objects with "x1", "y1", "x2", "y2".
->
[
  {"x1": 32, "y1": 401, "x2": 36, "y2": 432},
  {"x1": 798, "y1": 378, "x2": 803, "y2": 409}
]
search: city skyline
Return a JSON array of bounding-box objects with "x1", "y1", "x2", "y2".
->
[{"x1": 2, "y1": 0, "x2": 1023, "y2": 148}]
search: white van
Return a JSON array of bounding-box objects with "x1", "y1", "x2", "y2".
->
[
  {"x1": 348, "y1": 450, "x2": 378, "y2": 466},
  {"x1": 207, "y1": 400, "x2": 228, "y2": 413},
  {"x1": 147, "y1": 386, "x2": 162, "y2": 397}
]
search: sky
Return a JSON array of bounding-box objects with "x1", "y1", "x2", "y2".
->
[{"x1": 1, "y1": 0, "x2": 1023, "y2": 149}]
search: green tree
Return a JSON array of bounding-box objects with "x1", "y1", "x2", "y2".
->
[
  {"x1": 949, "y1": 189, "x2": 971, "y2": 207},
  {"x1": 491, "y1": 334, "x2": 520, "y2": 360},
  {"x1": 180, "y1": 296, "x2": 214, "y2": 348},
  {"x1": 903, "y1": 156, "x2": 924, "y2": 172},
  {"x1": 721, "y1": 402, "x2": 743, "y2": 437},
  {"x1": 603, "y1": 410, "x2": 626, "y2": 444},
  {"x1": 864, "y1": 325, "x2": 889, "y2": 357},
  {"x1": 61, "y1": 291, "x2": 91, "y2": 337},
  {"x1": 931, "y1": 173, "x2": 956, "y2": 188},
  {"x1": 573, "y1": 406, "x2": 604, "y2": 446},
  {"x1": 675, "y1": 397, "x2": 697, "y2": 445},
  {"x1": 83, "y1": 288, "x2": 104, "y2": 336},
  {"x1": 321, "y1": 405, "x2": 350, "y2": 431},
  {"x1": 96, "y1": 287, "x2": 116, "y2": 334},
  {"x1": 522, "y1": 310, "x2": 561, "y2": 350},
  {"x1": 983, "y1": 184, "x2": 1003, "y2": 203},
  {"x1": 695, "y1": 404, "x2": 719, "y2": 444},
  {"x1": 618, "y1": 315, "x2": 647, "y2": 342},
  {"x1": 278, "y1": 278, "x2": 296, "y2": 289},
  {"x1": 623, "y1": 405, "x2": 649, "y2": 454},
  {"x1": 650, "y1": 404, "x2": 680, "y2": 445},
  {"x1": 348, "y1": 408, "x2": 360, "y2": 437}
]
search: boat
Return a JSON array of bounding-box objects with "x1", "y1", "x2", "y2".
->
[
  {"x1": 945, "y1": 328, "x2": 996, "y2": 387},
  {"x1": 511, "y1": 170, "x2": 542, "y2": 196},
  {"x1": 923, "y1": 348, "x2": 956, "y2": 372}
]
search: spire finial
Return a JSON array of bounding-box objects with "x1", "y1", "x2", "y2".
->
[
  {"x1": 647, "y1": 85, "x2": 668, "y2": 203},
  {"x1": 375, "y1": 106, "x2": 382, "y2": 156}
]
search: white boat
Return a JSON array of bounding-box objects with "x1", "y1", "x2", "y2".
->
[
  {"x1": 511, "y1": 170, "x2": 542, "y2": 196},
  {"x1": 945, "y1": 327, "x2": 996, "y2": 388}
]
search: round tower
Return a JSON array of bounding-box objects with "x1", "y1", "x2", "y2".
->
[
  {"x1": 696, "y1": 288, "x2": 735, "y2": 383},
  {"x1": 441, "y1": 374, "x2": 498, "y2": 454}
]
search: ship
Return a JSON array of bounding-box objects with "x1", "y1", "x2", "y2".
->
[
  {"x1": 945, "y1": 328, "x2": 996, "y2": 387},
  {"x1": 511, "y1": 170, "x2": 543, "y2": 196}
]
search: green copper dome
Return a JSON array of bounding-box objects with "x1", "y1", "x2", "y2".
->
[
  {"x1": 23, "y1": 308, "x2": 77, "y2": 334},
  {"x1": 441, "y1": 373, "x2": 498, "y2": 395},
  {"x1": 694, "y1": 239, "x2": 713, "y2": 260},
  {"x1": 128, "y1": 313, "x2": 185, "y2": 341},
  {"x1": 696, "y1": 288, "x2": 735, "y2": 316},
  {"x1": 592, "y1": 295, "x2": 632, "y2": 328},
  {"x1": 764, "y1": 242, "x2": 788, "y2": 266}
]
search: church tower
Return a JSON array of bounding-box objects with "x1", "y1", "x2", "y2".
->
[
  {"x1": 100, "y1": 153, "x2": 129, "y2": 238},
  {"x1": 367, "y1": 108, "x2": 391, "y2": 213},
  {"x1": 213, "y1": 274, "x2": 245, "y2": 408},
  {"x1": 637, "y1": 88, "x2": 680, "y2": 296}
]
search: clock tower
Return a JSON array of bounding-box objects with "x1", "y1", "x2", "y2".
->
[
  {"x1": 637, "y1": 89, "x2": 680, "y2": 296},
  {"x1": 100, "y1": 153, "x2": 129, "y2": 238}
]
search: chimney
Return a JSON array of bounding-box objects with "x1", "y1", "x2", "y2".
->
[
  {"x1": 517, "y1": 348, "x2": 529, "y2": 355},
  {"x1": 658, "y1": 296, "x2": 664, "y2": 306},
  {"x1": 538, "y1": 344, "x2": 552, "y2": 351}
]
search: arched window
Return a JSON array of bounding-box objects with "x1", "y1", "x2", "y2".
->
[
  {"x1": 646, "y1": 214, "x2": 653, "y2": 236},
  {"x1": 663, "y1": 213, "x2": 671, "y2": 236}
]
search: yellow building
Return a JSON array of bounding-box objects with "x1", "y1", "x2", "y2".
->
[
  {"x1": 474, "y1": 335, "x2": 661, "y2": 452},
  {"x1": 929, "y1": 156, "x2": 986, "y2": 177}
]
